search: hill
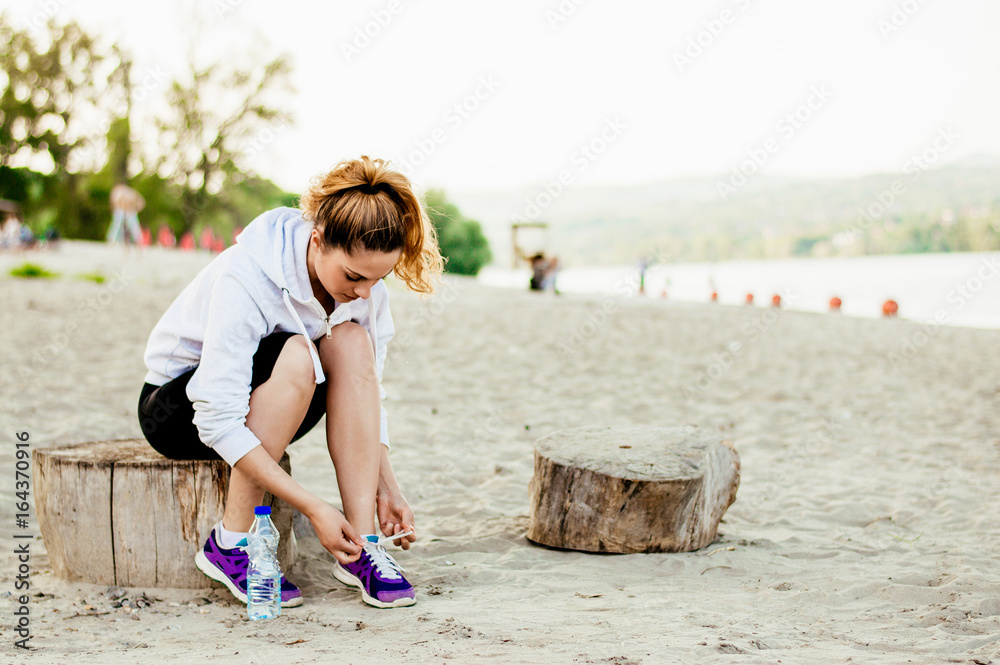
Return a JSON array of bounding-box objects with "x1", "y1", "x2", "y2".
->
[{"x1": 448, "y1": 156, "x2": 1000, "y2": 266}]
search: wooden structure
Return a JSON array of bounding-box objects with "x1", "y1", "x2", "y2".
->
[
  {"x1": 511, "y1": 222, "x2": 549, "y2": 268},
  {"x1": 0, "y1": 198, "x2": 22, "y2": 220},
  {"x1": 34, "y1": 439, "x2": 297, "y2": 588},
  {"x1": 527, "y1": 425, "x2": 740, "y2": 553}
]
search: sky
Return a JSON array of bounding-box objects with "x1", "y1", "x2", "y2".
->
[{"x1": 5, "y1": 0, "x2": 1000, "y2": 194}]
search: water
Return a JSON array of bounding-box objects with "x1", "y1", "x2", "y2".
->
[
  {"x1": 246, "y1": 507, "x2": 281, "y2": 620},
  {"x1": 247, "y1": 575, "x2": 281, "y2": 621},
  {"x1": 479, "y1": 252, "x2": 1000, "y2": 330}
]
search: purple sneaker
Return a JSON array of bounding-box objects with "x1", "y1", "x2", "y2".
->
[
  {"x1": 333, "y1": 535, "x2": 415, "y2": 608},
  {"x1": 194, "y1": 528, "x2": 303, "y2": 608}
]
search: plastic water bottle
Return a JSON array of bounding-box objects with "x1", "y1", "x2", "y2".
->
[{"x1": 246, "y1": 505, "x2": 281, "y2": 620}]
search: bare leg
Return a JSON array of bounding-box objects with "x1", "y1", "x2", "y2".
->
[
  {"x1": 222, "y1": 336, "x2": 317, "y2": 533},
  {"x1": 319, "y1": 322, "x2": 381, "y2": 536}
]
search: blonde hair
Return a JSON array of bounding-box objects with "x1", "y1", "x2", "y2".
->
[{"x1": 299, "y1": 156, "x2": 443, "y2": 294}]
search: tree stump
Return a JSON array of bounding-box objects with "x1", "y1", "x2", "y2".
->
[
  {"x1": 33, "y1": 439, "x2": 297, "y2": 588},
  {"x1": 527, "y1": 425, "x2": 740, "y2": 553}
]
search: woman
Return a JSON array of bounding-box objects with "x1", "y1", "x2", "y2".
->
[{"x1": 137, "y1": 156, "x2": 443, "y2": 608}]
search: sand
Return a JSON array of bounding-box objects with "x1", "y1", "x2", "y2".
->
[{"x1": 1, "y1": 241, "x2": 999, "y2": 665}]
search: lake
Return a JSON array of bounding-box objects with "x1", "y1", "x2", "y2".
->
[{"x1": 478, "y1": 252, "x2": 1000, "y2": 330}]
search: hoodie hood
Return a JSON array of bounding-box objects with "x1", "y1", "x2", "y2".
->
[
  {"x1": 235, "y1": 207, "x2": 327, "y2": 383},
  {"x1": 236, "y1": 207, "x2": 314, "y2": 302}
]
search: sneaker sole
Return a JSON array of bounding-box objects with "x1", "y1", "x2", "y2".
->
[
  {"x1": 194, "y1": 551, "x2": 303, "y2": 608},
  {"x1": 333, "y1": 564, "x2": 416, "y2": 608}
]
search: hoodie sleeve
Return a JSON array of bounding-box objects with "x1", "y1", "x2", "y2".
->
[
  {"x1": 373, "y1": 283, "x2": 395, "y2": 450},
  {"x1": 185, "y1": 274, "x2": 269, "y2": 466}
]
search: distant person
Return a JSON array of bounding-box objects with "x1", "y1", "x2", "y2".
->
[
  {"x1": 41, "y1": 223, "x2": 60, "y2": 249},
  {"x1": 2, "y1": 212, "x2": 34, "y2": 250},
  {"x1": 2, "y1": 213, "x2": 22, "y2": 250},
  {"x1": 542, "y1": 255, "x2": 561, "y2": 293},
  {"x1": 528, "y1": 252, "x2": 560, "y2": 293},
  {"x1": 107, "y1": 183, "x2": 145, "y2": 249},
  {"x1": 18, "y1": 222, "x2": 36, "y2": 250}
]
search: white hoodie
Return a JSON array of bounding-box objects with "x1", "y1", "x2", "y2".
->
[{"x1": 142, "y1": 207, "x2": 394, "y2": 466}]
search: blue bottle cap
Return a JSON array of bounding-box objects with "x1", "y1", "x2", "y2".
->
[{"x1": 254, "y1": 506, "x2": 271, "y2": 516}]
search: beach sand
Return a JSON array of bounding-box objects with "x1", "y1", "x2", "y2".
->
[{"x1": 1, "y1": 241, "x2": 998, "y2": 664}]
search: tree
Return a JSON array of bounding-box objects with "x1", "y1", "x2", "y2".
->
[
  {"x1": 0, "y1": 15, "x2": 127, "y2": 237},
  {"x1": 0, "y1": 16, "x2": 120, "y2": 170},
  {"x1": 156, "y1": 47, "x2": 294, "y2": 234},
  {"x1": 424, "y1": 189, "x2": 492, "y2": 276}
]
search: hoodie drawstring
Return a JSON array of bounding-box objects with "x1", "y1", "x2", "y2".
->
[
  {"x1": 281, "y1": 288, "x2": 326, "y2": 384},
  {"x1": 280, "y1": 288, "x2": 379, "y2": 385},
  {"x1": 367, "y1": 296, "x2": 379, "y2": 360}
]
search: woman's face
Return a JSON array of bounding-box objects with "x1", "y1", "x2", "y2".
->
[{"x1": 309, "y1": 231, "x2": 400, "y2": 304}]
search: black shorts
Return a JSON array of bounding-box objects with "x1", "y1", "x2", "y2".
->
[{"x1": 138, "y1": 332, "x2": 327, "y2": 461}]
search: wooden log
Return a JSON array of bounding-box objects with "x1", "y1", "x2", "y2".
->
[
  {"x1": 527, "y1": 425, "x2": 740, "y2": 553},
  {"x1": 34, "y1": 439, "x2": 297, "y2": 588}
]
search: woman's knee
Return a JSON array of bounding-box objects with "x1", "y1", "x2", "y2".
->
[
  {"x1": 319, "y1": 322, "x2": 373, "y2": 360},
  {"x1": 269, "y1": 335, "x2": 319, "y2": 394}
]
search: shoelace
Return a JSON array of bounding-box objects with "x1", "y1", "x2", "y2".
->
[
  {"x1": 363, "y1": 541, "x2": 406, "y2": 580},
  {"x1": 374, "y1": 530, "x2": 413, "y2": 546}
]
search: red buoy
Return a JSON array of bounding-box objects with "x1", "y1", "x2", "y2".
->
[
  {"x1": 771, "y1": 294, "x2": 781, "y2": 308},
  {"x1": 179, "y1": 232, "x2": 195, "y2": 251},
  {"x1": 157, "y1": 225, "x2": 175, "y2": 248},
  {"x1": 882, "y1": 299, "x2": 899, "y2": 317},
  {"x1": 140, "y1": 227, "x2": 152, "y2": 247},
  {"x1": 829, "y1": 296, "x2": 842, "y2": 311},
  {"x1": 745, "y1": 293, "x2": 754, "y2": 305},
  {"x1": 199, "y1": 228, "x2": 215, "y2": 251},
  {"x1": 710, "y1": 291, "x2": 718, "y2": 302}
]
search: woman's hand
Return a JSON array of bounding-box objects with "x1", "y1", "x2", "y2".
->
[
  {"x1": 307, "y1": 501, "x2": 364, "y2": 564},
  {"x1": 376, "y1": 488, "x2": 417, "y2": 550}
]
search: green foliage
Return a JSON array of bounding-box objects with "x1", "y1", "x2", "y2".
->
[
  {"x1": 424, "y1": 189, "x2": 492, "y2": 275},
  {"x1": 0, "y1": 16, "x2": 121, "y2": 170},
  {"x1": 77, "y1": 272, "x2": 105, "y2": 284},
  {"x1": 792, "y1": 236, "x2": 825, "y2": 257},
  {"x1": 104, "y1": 116, "x2": 131, "y2": 185},
  {"x1": 156, "y1": 51, "x2": 294, "y2": 233},
  {"x1": 9, "y1": 262, "x2": 58, "y2": 279},
  {"x1": 0, "y1": 15, "x2": 128, "y2": 240},
  {"x1": 0, "y1": 164, "x2": 49, "y2": 203}
]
